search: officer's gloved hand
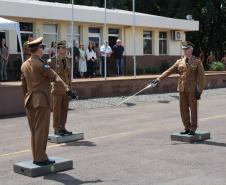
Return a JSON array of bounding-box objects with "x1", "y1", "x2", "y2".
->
[
  {"x1": 195, "y1": 91, "x2": 202, "y2": 100},
  {"x1": 67, "y1": 90, "x2": 79, "y2": 100},
  {"x1": 150, "y1": 79, "x2": 160, "y2": 87}
]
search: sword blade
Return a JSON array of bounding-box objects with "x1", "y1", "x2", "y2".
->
[{"x1": 117, "y1": 83, "x2": 153, "y2": 106}]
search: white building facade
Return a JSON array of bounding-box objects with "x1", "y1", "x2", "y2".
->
[{"x1": 0, "y1": 0, "x2": 199, "y2": 75}]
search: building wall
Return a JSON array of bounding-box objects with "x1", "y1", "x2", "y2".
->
[{"x1": 5, "y1": 17, "x2": 185, "y2": 57}]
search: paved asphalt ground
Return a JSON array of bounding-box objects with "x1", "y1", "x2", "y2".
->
[{"x1": 1, "y1": 88, "x2": 226, "y2": 185}]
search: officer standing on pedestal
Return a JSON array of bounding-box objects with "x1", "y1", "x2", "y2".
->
[
  {"x1": 152, "y1": 41, "x2": 205, "y2": 135},
  {"x1": 21, "y1": 37, "x2": 77, "y2": 166},
  {"x1": 48, "y1": 41, "x2": 73, "y2": 136}
]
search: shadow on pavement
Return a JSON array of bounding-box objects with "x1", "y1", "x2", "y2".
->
[
  {"x1": 171, "y1": 140, "x2": 226, "y2": 147},
  {"x1": 64, "y1": 140, "x2": 97, "y2": 147},
  {"x1": 158, "y1": 100, "x2": 170, "y2": 104},
  {"x1": 44, "y1": 173, "x2": 103, "y2": 185},
  {"x1": 195, "y1": 140, "x2": 226, "y2": 147},
  {"x1": 124, "y1": 102, "x2": 136, "y2": 107}
]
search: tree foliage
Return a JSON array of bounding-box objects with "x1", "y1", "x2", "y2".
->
[{"x1": 39, "y1": 0, "x2": 226, "y2": 59}]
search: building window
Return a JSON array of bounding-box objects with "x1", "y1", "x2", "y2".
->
[
  {"x1": 18, "y1": 22, "x2": 33, "y2": 52},
  {"x1": 89, "y1": 27, "x2": 100, "y2": 33},
  {"x1": 143, "y1": 31, "x2": 152, "y2": 54},
  {"x1": 159, "y1": 32, "x2": 167, "y2": 55},
  {"x1": 108, "y1": 28, "x2": 119, "y2": 35},
  {"x1": 67, "y1": 25, "x2": 80, "y2": 48},
  {"x1": 88, "y1": 27, "x2": 101, "y2": 48},
  {"x1": 108, "y1": 28, "x2": 119, "y2": 48},
  {"x1": 43, "y1": 24, "x2": 58, "y2": 52}
]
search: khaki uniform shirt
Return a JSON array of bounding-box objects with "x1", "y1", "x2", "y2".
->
[
  {"x1": 159, "y1": 56, "x2": 205, "y2": 93},
  {"x1": 21, "y1": 55, "x2": 68, "y2": 109},
  {"x1": 48, "y1": 56, "x2": 71, "y2": 95}
]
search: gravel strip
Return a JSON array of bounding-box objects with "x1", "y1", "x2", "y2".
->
[{"x1": 69, "y1": 88, "x2": 226, "y2": 110}]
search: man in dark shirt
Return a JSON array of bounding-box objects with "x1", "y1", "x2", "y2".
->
[
  {"x1": 70, "y1": 41, "x2": 80, "y2": 78},
  {"x1": 113, "y1": 39, "x2": 124, "y2": 76}
]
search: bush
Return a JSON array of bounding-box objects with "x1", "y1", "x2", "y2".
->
[
  {"x1": 209, "y1": 61, "x2": 224, "y2": 71},
  {"x1": 136, "y1": 67, "x2": 144, "y2": 75},
  {"x1": 126, "y1": 68, "x2": 133, "y2": 75},
  {"x1": 145, "y1": 67, "x2": 159, "y2": 74},
  {"x1": 161, "y1": 60, "x2": 172, "y2": 72}
]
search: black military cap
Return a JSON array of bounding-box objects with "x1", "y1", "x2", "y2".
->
[
  {"x1": 27, "y1": 37, "x2": 45, "y2": 48},
  {"x1": 181, "y1": 41, "x2": 195, "y2": 49}
]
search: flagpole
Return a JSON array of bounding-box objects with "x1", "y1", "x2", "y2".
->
[
  {"x1": 132, "y1": 0, "x2": 136, "y2": 78},
  {"x1": 71, "y1": 0, "x2": 74, "y2": 80},
  {"x1": 104, "y1": 0, "x2": 107, "y2": 80}
]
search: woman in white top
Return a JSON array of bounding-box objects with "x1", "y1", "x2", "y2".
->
[
  {"x1": 78, "y1": 43, "x2": 87, "y2": 78},
  {"x1": 86, "y1": 42, "x2": 97, "y2": 77}
]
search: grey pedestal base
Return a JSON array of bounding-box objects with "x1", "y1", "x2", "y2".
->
[
  {"x1": 13, "y1": 157, "x2": 73, "y2": 177},
  {"x1": 171, "y1": 131, "x2": 210, "y2": 143},
  {"x1": 48, "y1": 132, "x2": 84, "y2": 143}
]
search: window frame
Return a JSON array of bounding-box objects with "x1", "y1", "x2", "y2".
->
[
  {"x1": 159, "y1": 31, "x2": 168, "y2": 55},
  {"x1": 67, "y1": 24, "x2": 81, "y2": 48},
  {"x1": 143, "y1": 30, "x2": 153, "y2": 55},
  {"x1": 42, "y1": 24, "x2": 58, "y2": 53},
  {"x1": 17, "y1": 22, "x2": 34, "y2": 53}
]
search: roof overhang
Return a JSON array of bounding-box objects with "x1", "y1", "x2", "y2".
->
[{"x1": 0, "y1": 0, "x2": 199, "y2": 31}]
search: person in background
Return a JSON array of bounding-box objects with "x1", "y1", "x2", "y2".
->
[
  {"x1": 94, "y1": 42, "x2": 101, "y2": 76},
  {"x1": 48, "y1": 41, "x2": 56, "y2": 58},
  {"x1": 78, "y1": 43, "x2": 87, "y2": 78},
  {"x1": 113, "y1": 39, "x2": 124, "y2": 76},
  {"x1": 221, "y1": 53, "x2": 226, "y2": 70},
  {"x1": 207, "y1": 51, "x2": 216, "y2": 67},
  {"x1": 199, "y1": 50, "x2": 205, "y2": 64},
  {"x1": 23, "y1": 35, "x2": 33, "y2": 60},
  {"x1": 0, "y1": 38, "x2": 9, "y2": 81},
  {"x1": 70, "y1": 41, "x2": 80, "y2": 79},
  {"x1": 86, "y1": 42, "x2": 97, "y2": 77},
  {"x1": 100, "y1": 41, "x2": 112, "y2": 77}
]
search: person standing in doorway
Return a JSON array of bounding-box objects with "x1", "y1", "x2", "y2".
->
[{"x1": 113, "y1": 39, "x2": 124, "y2": 76}]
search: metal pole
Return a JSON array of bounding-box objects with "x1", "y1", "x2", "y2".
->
[
  {"x1": 132, "y1": 0, "x2": 136, "y2": 78},
  {"x1": 104, "y1": 0, "x2": 107, "y2": 80},
  {"x1": 71, "y1": 0, "x2": 74, "y2": 80}
]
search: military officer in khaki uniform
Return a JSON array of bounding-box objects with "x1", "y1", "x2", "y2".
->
[
  {"x1": 152, "y1": 41, "x2": 205, "y2": 135},
  {"x1": 22, "y1": 35, "x2": 33, "y2": 60},
  {"x1": 48, "y1": 41, "x2": 73, "y2": 136},
  {"x1": 21, "y1": 37, "x2": 76, "y2": 166}
]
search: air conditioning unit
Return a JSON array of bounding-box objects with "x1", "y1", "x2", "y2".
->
[{"x1": 171, "y1": 30, "x2": 182, "y2": 41}]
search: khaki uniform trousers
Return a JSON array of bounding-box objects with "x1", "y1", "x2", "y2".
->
[
  {"x1": 179, "y1": 92, "x2": 198, "y2": 132},
  {"x1": 52, "y1": 94, "x2": 69, "y2": 130},
  {"x1": 25, "y1": 106, "x2": 50, "y2": 161}
]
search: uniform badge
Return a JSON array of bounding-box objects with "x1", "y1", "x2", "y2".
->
[
  {"x1": 44, "y1": 64, "x2": 50, "y2": 69},
  {"x1": 190, "y1": 64, "x2": 197, "y2": 70}
]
